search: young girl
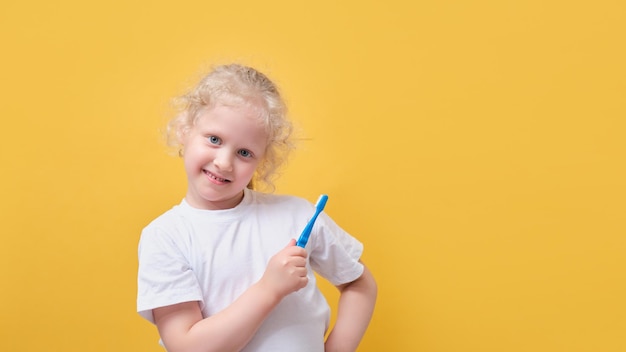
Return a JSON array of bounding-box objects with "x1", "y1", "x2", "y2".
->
[{"x1": 137, "y1": 64, "x2": 377, "y2": 352}]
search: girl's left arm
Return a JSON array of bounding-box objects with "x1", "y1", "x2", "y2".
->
[{"x1": 324, "y1": 262, "x2": 377, "y2": 352}]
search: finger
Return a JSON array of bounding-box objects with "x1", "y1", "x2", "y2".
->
[
  {"x1": 296, "y1": 267, "x2": 308, "y2": 277},
  {"x1": 293, "y1": 256, "x2": 307, "y2": 267},
  {"x1": 298, "y1": 276, "x2": 309, "y2": 289},
  {"x1": 285, "y1": 238, "x2": 297, "y2": 248}
]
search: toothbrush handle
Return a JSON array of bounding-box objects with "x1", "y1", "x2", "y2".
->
[
  {"x1": 296, "y1": 212, "x2": 321, "y2": 248},
  {"x1": 296, "y1": 194, "x2": 329, "y2": 248}
]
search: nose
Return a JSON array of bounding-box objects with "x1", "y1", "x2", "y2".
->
[{"x1": 213, "y1": 150, "x2": 233, "y2": 172}]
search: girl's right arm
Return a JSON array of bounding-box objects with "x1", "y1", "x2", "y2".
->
[{"x1": 153, "y1": 239, "x2": 308, "y2": 352}]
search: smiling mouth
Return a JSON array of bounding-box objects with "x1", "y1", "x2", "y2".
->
[{"x1": 204, "y1": 170, "x2": 231, "y2": 183}]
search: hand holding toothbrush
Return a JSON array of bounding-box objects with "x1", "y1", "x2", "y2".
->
[
  {"x1": 259, "y1": 194, "x2": 329, "y2": 299},
  {"x1": 259, "y1": 239, "x2": 309, "y2": 299}
]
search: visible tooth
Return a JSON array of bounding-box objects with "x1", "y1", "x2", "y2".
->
[{"x1": 208, "y1": 172, "x2": 225, "y2": 182}]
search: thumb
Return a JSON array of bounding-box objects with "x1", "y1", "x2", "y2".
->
[{"x1": 286, "y1": 238, "x2": 297, "y2": 247}]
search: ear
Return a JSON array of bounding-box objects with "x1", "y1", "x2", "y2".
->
[
  {"x1": 177, "y1": 125, "x2": 189, "y2": 145},
  {"x1": 175, "y1": 112, "x2": 192, "y2": 145}
]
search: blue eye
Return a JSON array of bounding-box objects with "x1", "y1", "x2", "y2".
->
[
  {"x1": 238, "y1": 149, "x2": 252, "y2": 158},
  {"x1": 208, "y1": 136, "x2": 221, "y2": 145}
]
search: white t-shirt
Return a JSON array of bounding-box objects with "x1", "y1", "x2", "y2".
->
[{"x1": 137, "y1": 188, "x2": 364, "y2": 351}]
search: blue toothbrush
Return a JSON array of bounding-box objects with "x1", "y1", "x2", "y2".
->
[{"x1": 296, "y1": 194, "x2": 329, "y2": 248}]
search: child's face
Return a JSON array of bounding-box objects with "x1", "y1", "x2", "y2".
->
[{"x1": 180, "y1": 102, "x2": 268, "y2": 210}]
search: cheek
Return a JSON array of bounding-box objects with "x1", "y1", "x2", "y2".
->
[
  {"x1": 182, "y1": 143, "x2": 207, "y2": 167},
  {"x1": 182, "y1": 153, "x2": 196, "y2": 172},
  {"x1": 241, "y1": 160, "x2": 260, "y2": 177}
]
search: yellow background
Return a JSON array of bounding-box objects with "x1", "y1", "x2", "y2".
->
[{"x1": 1, "y1": 1, "x2": 624, "y2": 351}]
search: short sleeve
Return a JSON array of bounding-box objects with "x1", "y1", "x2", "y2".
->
[
  {"x1": 308, "y1": 212, "x2": 364, "y2": 286},
  {"x1": 137, "y1": 226, "x2": 204, "y2": 324}
]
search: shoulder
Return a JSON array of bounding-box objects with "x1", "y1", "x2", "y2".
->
[
  {"x1": 143, "y1": 202, "x2": 184, "y2": 229},
  {"x1": 139, "y1": 202, "x2": 192, "y2": 246}
]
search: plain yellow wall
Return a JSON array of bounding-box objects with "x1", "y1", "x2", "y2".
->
[{"x1": 1, "y1": 1, "x2": 624, "y2": 351}]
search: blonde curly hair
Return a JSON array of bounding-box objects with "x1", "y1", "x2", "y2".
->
[{"x1": 166, "y1": 64, "x2": 294, "y2": 192}]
